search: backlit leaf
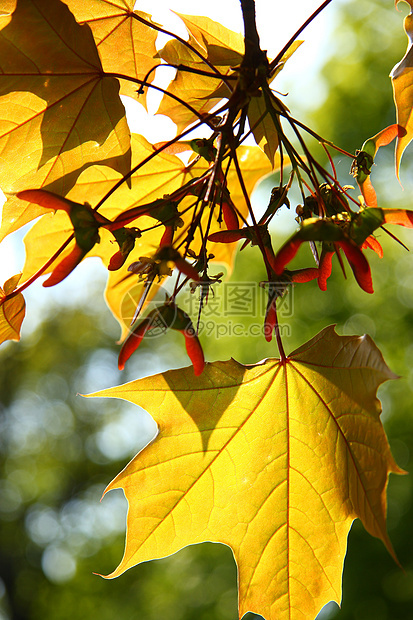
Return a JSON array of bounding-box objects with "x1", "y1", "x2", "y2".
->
[
  {"x1": 0, "y1": 0, "x2": 131, "y2": 240},
  {"x1": 248, "y1": 91, "x2": 283, "y2": 167},
  {"x1": 175, "y1": 13, "x2": 244, "y2": 67},
  {"x1": 19, "y1": 133, "x2": 188, "y2": 282},
  {"x1": 64, "y1": 0, "x2": 160, "y2": 103},
  {"x1": 89, "y1": 326, "x2": 402, "y2": 620},
  {"x1": 269, "y1": 41, "x2": 303, "y2": 79},
  {"x1": 0, "y1": 0, "x2": 15, "y2": 22},
  {"x1": 157, "y1": 14, "x2": 243, "y2": 131},
  {"x1": 0, "y1": 274, "x2": 25, "y2": 343},
  {"x1": 391, "y1": 0, "x2": 413, "y2": 176},
  {"x1": 247, "y1": 43, "x2": 302, "y2": 166},
  {"x1": 353, "y1": 124, "x2": 401, "y2": 206}
]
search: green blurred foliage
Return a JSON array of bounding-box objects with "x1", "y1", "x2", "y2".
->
[{"x1": 1, "y1": 0, "x2": 413, "y2": 619}]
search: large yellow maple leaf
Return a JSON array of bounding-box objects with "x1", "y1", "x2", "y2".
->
[{"x1": 89, "y1": 326, "x2": 402, "y2": 620}]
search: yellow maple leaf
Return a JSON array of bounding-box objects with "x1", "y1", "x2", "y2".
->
[
  {"x1": 0, "y1": 0, "x2": 131, "y2": 240},
  {"x1": 157, "y1": 14, "x2": 243, "y2": 132},
  {"x1": 88, "y1": 326, "x2": 403, "y2": 620},
  {"x1": 64, "y1": 0, "x2": 160, "y2": 105},
  {"x1": 0, "y1": 274, "x2": 25, "y2": 344}
]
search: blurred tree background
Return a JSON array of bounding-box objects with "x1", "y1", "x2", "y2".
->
[{"x1": 1, "y1": 0, "x2": 413, "y2": 619}]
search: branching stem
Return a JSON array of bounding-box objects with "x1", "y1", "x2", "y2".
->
[{"x1": 93, "y1": 100, "x2": 230, "y2": 211}]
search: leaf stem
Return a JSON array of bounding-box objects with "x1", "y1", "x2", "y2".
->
[
  {"x1": 168, "y1": 63, "x2": 237, "y2": 82},
  {"x1": 106, "y1": 73, "x2": 215, "y2": 126},
  {"x1": 273, "y1": 302, "x2": 287, "y2": 363},
  {"x1": 2, "y1": 234, "x2": 75, "y2": 302}
]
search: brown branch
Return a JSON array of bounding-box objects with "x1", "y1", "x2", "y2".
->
[{"x1": 240, "y1": 0, "x2": 262, "y2": 67}]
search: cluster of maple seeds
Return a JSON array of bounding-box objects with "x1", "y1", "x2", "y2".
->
[{"x1": 15, "y1": 122, "x2": 413, "y2": 377}]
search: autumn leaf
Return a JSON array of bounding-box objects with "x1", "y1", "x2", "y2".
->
[
  {"x1": 157, "y1": 14, "x2": 244, "y2": 131},
  {"x1": 0, "y1": 0, "x2": 15, "y2": 22},
  {"x1": 64, "y1": 0, "x2": 160, "y2": 103},
  {"x1": 247, "y1": 43, "x2": 302, "y2": 166},
  {"x1": 391, "y1": 0, "x2": 413, "y2": 176},
  {"x1": 248, "y1": 89, "x2": 285, "y2": 168},
  {"x1": 248, "y1": 95, "x2": 279, "y2": 167},
  {"x1": 18, "y1": 134, "x2": 184, "y2": 279},
  {"x1": 88, "y1": 326, "x2": 402, "y2": 620},
  {"x1": 352, "y1": 124, "x2": 402, "y2": 206},
  {"x1": 0, "y1": 0, "x2": 131, "y2": 240},
  {"x1": 269, "y1": 40, "x2": 303, "y2": 79},
  {"x1": 18, "y1": 133, "x2": 194, "y2": 281},
  {"x1": 0, "y1": 274, "x2": 25, "y2": 344},
  {"x1": 176, "y1": 13, "x2": 244, "y2": 67}
]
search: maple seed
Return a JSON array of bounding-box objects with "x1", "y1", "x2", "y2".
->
[
  {"x1": 16, "y1": 189, "x2": 104, "y2": 286},
  {"x1": 118, "y1": 305, "x2": 205, "y2": 375},
  {"x1": 318, "y1": 248, "x2": 334, "y2": 291},
  {"x1": 221, "y1": 201, "x2": 240, "y2": 230}
]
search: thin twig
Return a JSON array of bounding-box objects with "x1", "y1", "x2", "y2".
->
[
  {"x1": 3, "y1": 234, "x2": 75, "y2": 301},
  {"x1": 93, "y1": 100, "x2": 230, "y2": 211},
  {"x1": 269, "y1": 0, "x2": 334, "y2": 74},
  {"x1": 132, "y1": 13, "x2": 228, "y2": 82}
]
